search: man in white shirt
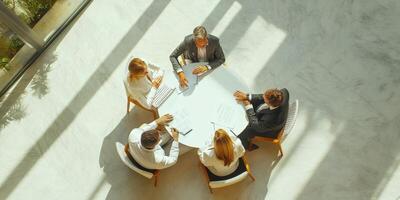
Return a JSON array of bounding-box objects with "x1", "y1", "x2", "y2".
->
[
  {"x1": 169, "y1": 26, "x2": 225, "y2": 88},
  {"x1": 128, "y1": 114, "x2": 180, "y2": 170}
]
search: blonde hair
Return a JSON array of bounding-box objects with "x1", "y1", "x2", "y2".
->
[
  {"x1": 128, "y1": 58, "x2": 146, "y2": 74},
  {"x1": 214, "y1": 129, "x2": 234, "y2": 166},
  {"x1": 193, "y1": 26, "x2": 207, "y2": 39}
]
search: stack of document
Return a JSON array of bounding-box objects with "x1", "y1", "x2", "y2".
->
[{"x1": 151, "y1": 84, "x2": 175, "y2": 108}]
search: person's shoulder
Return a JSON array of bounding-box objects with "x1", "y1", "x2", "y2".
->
[
  {"x1": 184, "y1": 34, "x2": 194, "y2": 42},
  {"x1": 128, "y1": 128, "x2": 143, "y2": 142},
  {"x1": 207, "y1": 34, "x2": 220, "y2": 42}
]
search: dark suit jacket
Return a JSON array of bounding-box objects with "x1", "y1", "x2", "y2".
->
[
  {"x1": 169, "y1": 34, "x2": 225, "y2": 73},
  {"x1": 245, "y1": 88, "x2": 290, "y2": 138}
]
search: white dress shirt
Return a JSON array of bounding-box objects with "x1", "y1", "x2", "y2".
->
[
  {"x1": 245, "y1": 94, "x2": 277, "y2": 112},
  {"x1": 128, "y1": 121, "x2": 180, "y2": 170},
  {"x1": 125, "y1": 63, "x2": 161, "y2": 109},
  {"x1": 176, "y1": 46, "x2": 211, "y2": 74},
  {"x1": 197, "y1": 135, "x2": 245, "y2": 176}
]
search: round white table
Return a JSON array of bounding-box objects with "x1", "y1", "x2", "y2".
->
[{"x1": 159, "y1": 63, "x2": 250, "y2": 148}]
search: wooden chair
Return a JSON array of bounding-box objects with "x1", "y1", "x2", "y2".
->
[
  {"x1": 249, "y1": 100, "x2": 299, "y2": 157},
  {"x1": 115, "y1": 142, "x2": 160, "y2": 187},
  {"x1": 199, "y1": 155, "x2": 255, "y2": 193},
  {"x1": 123, "y1": 81, "x2": 158, "y2": 119}
]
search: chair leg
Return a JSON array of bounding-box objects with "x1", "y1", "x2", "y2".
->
[
  {"x1": 277, "y1": 143, "x2": 283, "y2": 157},
  {"x1": 154, "y1": 171, "x2": 160, "y2": 187},
  {"x1": 248, "y1": 139, "x2": 254, "y2": 151},
  {"x1": 126, "y1": 99, "x2": 130, "y2": 113},
  {"x1": 248, "y1": 172, "x2": 256, "y2": 182}
]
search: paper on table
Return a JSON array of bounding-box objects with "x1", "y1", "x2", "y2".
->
[
  {"x1": 169, "y1": 107, "x2": 193, "y2": 135},
  {"x1": 177, "y1": 64, "x2": 202, "y2": 93},
  {"x1": 213, "y1": 103, "x2": 239, "y2": 130}
]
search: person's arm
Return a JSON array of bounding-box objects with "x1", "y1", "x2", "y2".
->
[
  {"x1": 145, "y1": 86, "x2": 157, "y2": 108},
  {"x1": 234, "y1": 137, "x2": 245, "y2": 158},
  {"x1": 244, "y1": 103, "x2": 280, "y2": 132},
  {"x1": 159, "y1": 141, "x2": 179, "y2": 168},
  {"x1": 248, "y1": 94, "x2": 264, "y2": 106},
  {"x1": 197, "y1": 148, "x2": 213, "y2": 167},
  {"x1": 148, "y1": 63, "x2": 163, "y2": 79},
  {"x1": 208, "y1": 39, "x2": 225, "y2": 69},
  {"x1": 139, "y1": 120, "x2": 158, "y2": 132},
  {"x1": 170, "y1": 40, "x2": 186, "y2": 74},
  {"x1": 127, "y1": 82, "x2": 153, "y2": 110}
]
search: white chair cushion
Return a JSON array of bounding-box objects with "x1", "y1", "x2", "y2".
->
[
  {"x1": 115, "y1": 142, "x2": 153, "y2": 179},
  {"x1": 209, "y1": 172, "x2": 248, "y2": 188}
]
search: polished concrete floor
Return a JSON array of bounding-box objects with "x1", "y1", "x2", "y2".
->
[{"x1": 1, "y1": 0, "x2": 400, "y2": 199}]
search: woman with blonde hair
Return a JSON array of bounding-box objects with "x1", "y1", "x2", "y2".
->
[
  {"x1": 198, "y1": 129, "x2": 245, "y2": 176},
  {"x1": 124, "y1": 57, "x2": 163, "y2": 109}
]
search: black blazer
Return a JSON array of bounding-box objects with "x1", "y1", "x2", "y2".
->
[
  {"x1": 169, "y1": 34, "x2": 225, "y2": 73},
  {"x1": 245, "y1": 88, "x2": 290, "y2": 138}
]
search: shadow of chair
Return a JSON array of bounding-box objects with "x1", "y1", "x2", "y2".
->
[
  {"x1": 249, "y1": 99, "x2": 299, "y2": 157},
  {"x1": 199, "y1": 155, "x2": 255, "y2": 193},
  {"x1": 123, "y1": 81, "x2": 158, "y2": 119},
  {"x1": 115, "y1": 142, "x2": 160, "y2": 187}
]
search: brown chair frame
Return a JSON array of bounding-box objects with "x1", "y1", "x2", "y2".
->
[
  {"x1": 249, "y1": 128, "x2": 284, "y2": 157},
  {"x1": 199, "y1": 154, "x2": 255, "y2": 193},
  {"x1": 124, "y1": 144, "x2": 160, "y2": 187},
  {"x1": 126, "y1": 96, "x2": 159, "y2": 119}
]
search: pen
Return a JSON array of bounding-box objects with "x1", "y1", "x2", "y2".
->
[{"x1": 229, "y1": 129, "x2": 238, "y2": 137}]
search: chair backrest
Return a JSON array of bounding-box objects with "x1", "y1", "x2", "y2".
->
[
  {"x1": 208, "y1": 157, "x2": 250, "y2": 188},
  {"x1": 283, "y1": 100, "x2": 299, "y2": 136},
  {"x1": 123, "y1": 80, "x2": 131, "y2": 98},
  {"x1": 209, "y1": 172, "x2": 248, "y2": 188},
  {"x1": 115, "y1": 142, "x2": 154, "y2": 179},
  {"x1": 278, "y1": 88, "x2": 290, "y2": 126}
]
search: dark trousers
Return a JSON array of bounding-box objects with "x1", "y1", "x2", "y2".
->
[{"x1": 239, "y1": 125, "x2": 280, "y2": 149}]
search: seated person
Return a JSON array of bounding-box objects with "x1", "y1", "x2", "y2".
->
[
  {"x1": 197, "y1": 129, "x2": 245, "y2": 177},
  {"x1": 125, "y1": 57, "x2": 163, "y2": 109},
  {"x1": 234, "y1": 88, "x2": 289, "y2": 150},
  {"x1": 128, "y1": 114, "x2": 180, "y2": 170},
  {"x1": 169, "y1": 25, "x2": 225, "y2": 88}
]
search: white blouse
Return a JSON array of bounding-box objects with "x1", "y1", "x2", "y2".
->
[
  {"x1": 124, "y1": 63, "x2": 161, "y2": 109},
  {"x1": 197, "y1": 135, "x2": 245, "y2": 176}
]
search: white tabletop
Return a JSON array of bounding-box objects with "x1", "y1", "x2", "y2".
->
[{"x1": 158, "y1": 63, "x2": 249, "y2": 148}]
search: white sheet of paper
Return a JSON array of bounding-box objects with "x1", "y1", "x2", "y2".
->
[
  {"x1": 213, "y1": 103, "x2": 240, "y2": 130},
  {"x1": 169, "y1": 107, "x2": 193, "y2": 135}
]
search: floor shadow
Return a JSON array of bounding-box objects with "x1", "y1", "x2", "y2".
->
[
  {"x1": 0, "y1": 1, "x2": 171, "y2": 199},
  {"x1": 98, "y1": 107, "x2": 159, "y2": 200},
  {"x1": 201, "y1": 0, "x2": 400, "y2": 198},
  {"x1": 239, "y1": 0, "x2": 400, "y2": 199}
]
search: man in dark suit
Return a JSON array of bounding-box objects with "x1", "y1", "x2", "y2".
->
[
  {"x1": 170, "y1": 26, "x2": 225, "y2": 88},
  {"x1": 234, "y1": 88, "x2": 290, "y2": 150}
]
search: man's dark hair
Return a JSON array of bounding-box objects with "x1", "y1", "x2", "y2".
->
[
  {"x1": 264, "y1": 89, "x2": 283, "y2": 107},
  {"x1": 141, "y1": 130, "x2": 160, "y2": 149}
]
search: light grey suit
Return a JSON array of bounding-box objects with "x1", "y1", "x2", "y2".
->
[{"x1": 169, "y1": 34, "x2": 225, "y2": 73}]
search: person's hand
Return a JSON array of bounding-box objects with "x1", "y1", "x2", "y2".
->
[
  {"x1": 170, "y1": 128, "x2": 179, "y2": 141},
  {"x1": 243, "y1": 100, "x2": 251, "y2": 106},
  {"x1": 192, "y1": 65, "x2": 208, "y2": 75},
  {"x1": 234, "y1": 90, "x2": 248, "y2": 101},
  {"x1": 152, "y1": 76, "x2": 163, "y2": 88},
  {"x1": 156, "y1": 114, "x2": 174, "y2": 126},
  {"x1": 178, "y1": 72, "x2": 189, "y2": 88}
]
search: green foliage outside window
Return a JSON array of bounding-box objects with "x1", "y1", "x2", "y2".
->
[{"x1": 0, "y1": 0, "x2": 57, "y2": 70}]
